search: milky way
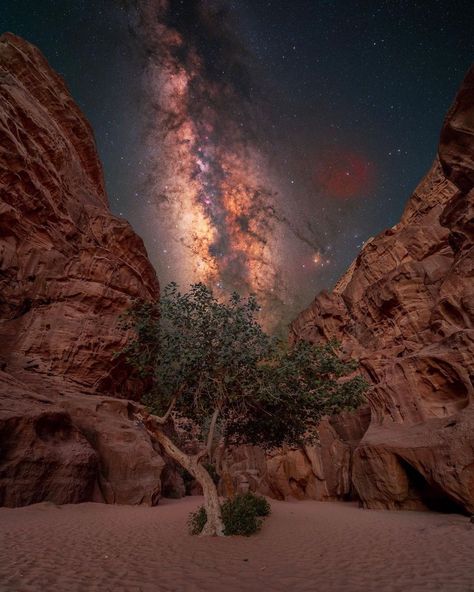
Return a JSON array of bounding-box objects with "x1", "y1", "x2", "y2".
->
[
  {"x1": 133, "y1": 0, "x2": 326, "y2": 331},
  {"x1": 9, "y1": 1, "x2": 469, "y2": 334}
]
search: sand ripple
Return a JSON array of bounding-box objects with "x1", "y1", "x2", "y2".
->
[{"x1": 0, "y1": 498, "x2": 473, "y2": 592}]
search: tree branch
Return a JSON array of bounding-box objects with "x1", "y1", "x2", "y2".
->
[
  {"x1": 133, "y1": 408, "x2": 225, "y2": 536},
  {"x1": 196, "y1": 405, "x2": 220, "y2": 463},
  {"x1": 206, "y1": 405, "x2": 220, "y2": 456},
  {"x1": 153, "y1": 385, "x2": 183, "y2": 425}
]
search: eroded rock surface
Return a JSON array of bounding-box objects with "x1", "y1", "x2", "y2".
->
[
  {"x1": 221, "y1": 409, "x2": 370, "y2": 501},
  {"x1": 0, "y1": 370, "x2": 165, "y2": 507},
  {"x1": 0, "y1": 34, "x2": 164, "y2": 506},
  {"x1": 290, "y1": 66, "x2": 474, "y2": 513},
  {"x1": 0, "y1": 371, "x2": 97, "y2": 506},
  {"x1": 0, "y1": 33, "x2": 158, "y2": 398}
]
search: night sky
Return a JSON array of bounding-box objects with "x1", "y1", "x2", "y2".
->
[{"x1": 2, "y1": 1, "x2": 473, "y2": 332}]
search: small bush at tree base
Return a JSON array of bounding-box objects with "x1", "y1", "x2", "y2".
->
[
  {"x1": 188, "y1": 505, "x2": 207, "y2": 535},
  {"x1": 243, "y1": 491, "x2": 271, "y2": 517},
  {"x1": 221, "y1": 496, "x2": 259, "y2": 536},
  {"x1": 188, "y1": 492, "x2": 271, "y2": 536},
  {"x1": 222, "y1": 492, "x2": 271, "y2": 536}
]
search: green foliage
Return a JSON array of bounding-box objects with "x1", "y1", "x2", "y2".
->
[
  {"x1": 228, "y1": 339, "x2": 370, "y2": 449},
  {"x1": 221, "y1": 494, "x2": 262, "y2": 536},
  {"x1": 188, "y1": 493, "x2": 271, "y2": 536},
  {"x1": 119, "y1": 282, "x2": 369, "y2": 451},
  {"x1": 242, "y1": 491, "x2": 271, "y2": 517},
  {"x1": 119, "y1": 282, "x2": 272, "y2": 424},
  {"x1": 188, "y1": 505, "x2": 207, "y2": 535}
]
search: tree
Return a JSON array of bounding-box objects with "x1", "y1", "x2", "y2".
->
[{"x1": 119, "y1": 282, "x2": 368, "y2": 536}]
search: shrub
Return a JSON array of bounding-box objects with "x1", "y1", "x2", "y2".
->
[
  {"x1": 188, "y1": 492, "x2": 271, "y2": 536},
  {"x1": 222, "y1": 492, "x2": 271, "y2": 535},
  {"x1": 243, "y1": 491, "x2": 271, "y2": 517},
  {"x1": 188, "y1": 505, "x2": 207, "y2": 535},
  {"x1": 221, "y1": 495, "x2": 260, "y2": 536}
]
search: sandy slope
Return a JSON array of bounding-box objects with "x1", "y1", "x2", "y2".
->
[{"x1": 0, "y1": 497, "x2": 472, "y2": 592}]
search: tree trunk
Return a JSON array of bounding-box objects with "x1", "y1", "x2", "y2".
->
[
  {"x1": 139, "y1": 415, "x2": 225, "y2": 536},
  {"x1": 194, "y1": 462, "x2": 224, "y2": 536}
]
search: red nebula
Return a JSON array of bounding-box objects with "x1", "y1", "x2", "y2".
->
[{"x1": 313, "y1": 150, "x2": 375, "y2": 198}]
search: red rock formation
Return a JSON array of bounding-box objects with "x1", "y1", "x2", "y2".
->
[
  {"x1": 0, "y1": 33, "x2": 166, "y2": 506},
  {"x1": 0, "y1": 33, "x2": 158, "y2": 398},
  {"x1": 0, "y1": 370, "x2": 164, "y2": 507},
  {"x1": 290, "y1": 66, "x2": 474, "y2": 513},
  {"x1": 0, "y1": 371, "x2": 98, "y2": 506},
  {"x1": 2, "y1": 32, "x2": 472, "y2": 513},
  {"x1": 221, "y1": 409, "x2": 370, "y2": 501}
]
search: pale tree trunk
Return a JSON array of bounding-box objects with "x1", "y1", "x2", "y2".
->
[
  {"x1": 136, "y1": 412, "x2": 225, "y2": 536},
  {"x1": 193, "y1": 461, "x2": 224, "y2": 536}
]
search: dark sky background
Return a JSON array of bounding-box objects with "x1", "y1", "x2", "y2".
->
[{"x1": 1, "y1": 0, "x2": 473, "y2": 332}]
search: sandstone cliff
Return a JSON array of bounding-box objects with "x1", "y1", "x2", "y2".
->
[
  {"x1": 218, "y1": 409, "x2": 370, "y2": 502},
  {"x1": 1, "y1": 32, "x2": 472, "y2": 513},
  {"x1": 0, "y1": 33, "x2": 165, "y2": 506},
  {"x1": 0, "y1": 33, "x2": 159, "y2": 397},
  {"x1": 290, "y1": 66, "x2": 474, "y2": 513},
  {"x1": 0, "y1": 32, "x2": 366, "y2": 508}
]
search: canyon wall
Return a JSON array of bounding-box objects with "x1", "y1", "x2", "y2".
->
[
  {"x1": 0, "y1": 33, "x2": 367, "y2": 508},
  {"x1": 1, "y1": 33, "x2": 472, "y2": 513},
  {"x1": 218, "y1": 408, "x2": 370, "y2": 502},
  {"x1": 0, "y1": 33, "x2": 165, "y2": 506},
  {"x1": 290, "y1": 66, "x2": 474, "y2": 513},
  {"x1": 0, "y1": 33, "x2": 159, "y2": 398}
]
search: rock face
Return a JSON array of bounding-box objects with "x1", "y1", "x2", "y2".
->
[
  {"x1": 0, "y1": 33, "x2": 158, "y2": 398},
  {"x1": 290, "y1": 66, "x2": 474, "y2": 513},
  {"x1": 0, "y1": 33, "x2": 165, "y2": 506},
  {"x1": 0, "y1": 371, "x2": 164, "y2": 507},
  {"x1": 0, "y1": 371, "x2": 98, "y2": 506},
  {"x1": 221, "y1": 409, "x2": 370, "y2": 502}
]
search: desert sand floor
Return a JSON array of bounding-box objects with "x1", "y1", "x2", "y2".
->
[{"x1": 0, "y1": 497, "x2": 473, "y2": 592}]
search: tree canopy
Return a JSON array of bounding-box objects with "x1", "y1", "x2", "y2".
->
[
  {"x1": 119, "y1": 282, "x2": 369, "y2": 536},
  {"x1": 120, "y1": 282, "x2": 368, "y2": 451}
]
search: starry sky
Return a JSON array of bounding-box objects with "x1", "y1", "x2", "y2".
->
[{"x1": 2, "y1": 0, "x2": 473, "y2": 332}]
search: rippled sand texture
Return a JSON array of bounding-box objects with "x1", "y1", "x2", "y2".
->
[{"x1": 0, "y1": 498, "x2": 473, "y2": 592}]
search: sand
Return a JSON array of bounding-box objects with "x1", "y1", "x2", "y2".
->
[{"x1": 0, "y1": 497, "x2": 472, "y2": 592}]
